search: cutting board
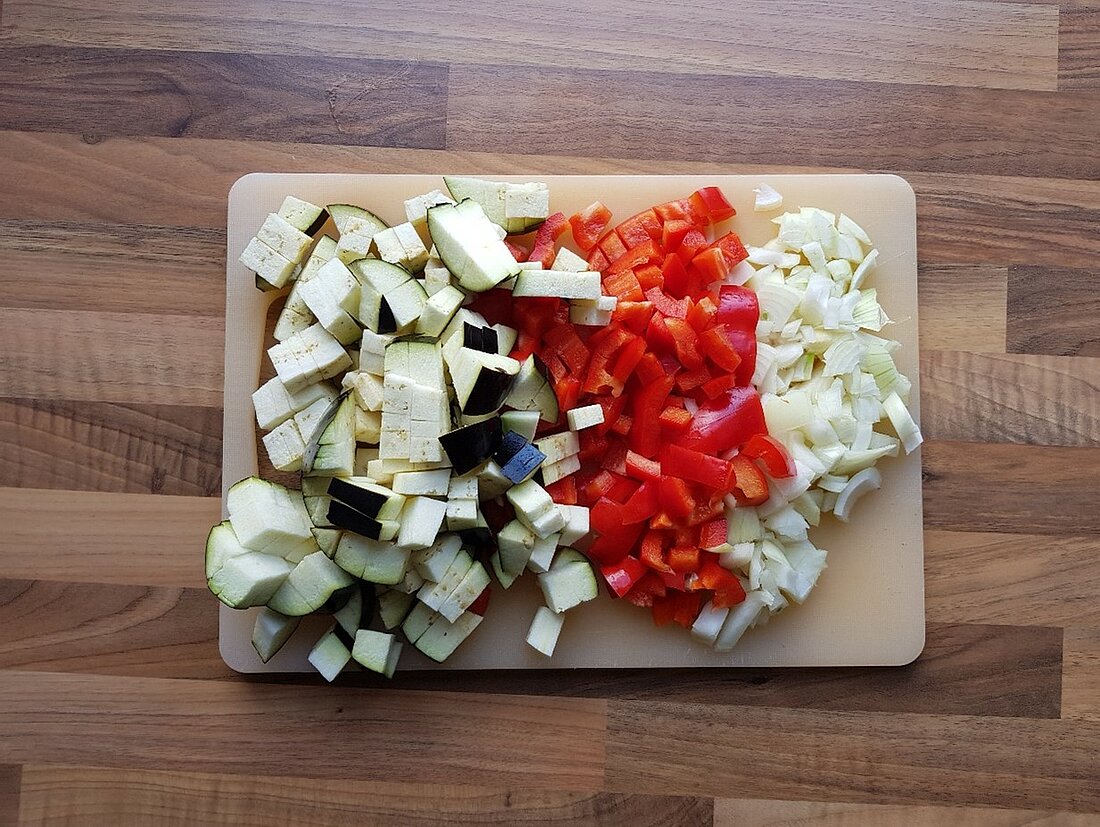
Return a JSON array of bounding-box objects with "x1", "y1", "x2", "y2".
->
[{"x1": 220, "y1": 173, "x2": 923, "y2": 672}]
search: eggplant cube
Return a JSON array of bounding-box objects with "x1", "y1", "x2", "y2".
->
[
  {"x1": 256, "y1": 212, "x2": 313, "y2": 263},
  {"x1": 240, "y1": 236, "x2": 297, "y2": 289}
]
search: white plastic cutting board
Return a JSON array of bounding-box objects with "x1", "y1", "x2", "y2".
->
[{"x1": 221, "y1": 173, "x2": 923, "y2": 672}]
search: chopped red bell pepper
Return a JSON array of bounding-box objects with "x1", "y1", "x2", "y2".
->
[
  {"x1": 633, "y1": 263, "x2": 663, "y2": 290},
  {"x1": 741, "y1": 433, "x2": 797, "y2": 479},
  {"x1": 658, "y1": 476, "x2": 695, "y2": 520},
  {"x1": 686, "y1": 296, "x2": 717, "y2": 332},
  {"x1": 581, "y1": 470, "x2": 616, "y2": 502},
  {"x1": 628, "y1": 374, "x2": 674, "y2": 457},
  {"x1": 691, "y1": 187, "x2": 736, "y2": 222},
  {"x1": 671, "y1": 590, "x2": 704, "y2": 627},
  {"x1": 616, "y1": 209, "x2": 662, "y2": 246},
  {"x1": 554, "y1": 375, "x2": 581, "y2": 413},
  {"x1": 651, "y1": 594, "x2": 677, "y2": 626},
  {"x1": 608, "y1": 238, "x2": 660, "y2": 275},
  {"x1": 701, "y1": 372, "x2": 737, "y2": 399},
  {"x1": 730, "y1": 454, "x2": 770, "y2": 505},
  {"x1": 587, "y1": 247, "x2": 610, "y2": 272},
  {"x1": 601, "y1": 555, "x2": 648, "y2": 598},
  {"x1": 593, "y1": 393, "x2": 629, "y2": 437},
  {"x1": 598, "y1": 230, "x2": 628, "y2": 264},
  {"x1": 644, "y1": 286, "x2": 689, "y2": 319},
  {"x1": 639, "y1": 529, "x2": 672, "y2": 573},
  {"x1": 625, "y1": 450, "x2": 662, "y2": 482},
  {"x1": 696, "y1": 558, "x2": 746, "y2": 608},
  {"x1": 699, "y1": 518, "x2": 728, "y2": 551},
  {"x1": 616, "y1": 301, "x2": 655, "y2": 334},
  {"x1": 674, "y1": 367, "x2": 711, "y2": 393},
  {"x1": 663, "y1": 317, "x2": 704, "y2": 370},
  {"x1": 569, "y1": 201, "x2": 613, "y2": 252},
  {"x1": 660, "y1": 252, "x2": 690, "y2": 298},
  {"x1": 527, "y1": 212, "x2": 569, "y2": 269},
  {"x1": 677, "y1": 386, "x2": 767, "y2": 455},
  {"x1": 588, "y1": 520, "x2": 645, "y2": 566},
  {"x1": 688, "y1": 497, "x2": 725, "y2": 526},
  {"x1": 543, "y1": 324, "x2": 590, "y2": 374},
  {"x1": 676, "y1": 229, "x2": 709, "y2": 264},
  {"x1": 667, "y1": 545, "x2": 701, "y2": 574},
  {"x1": 609, "y1": 335, "x2": 646, "y2": 387},
  {"x1": 603, "y1": 269, "x2": 645, "y2": 302},
  {"x1": 611, "y1": 414, "x2": 632, "y2": 436},
  {"x1": 503, "y1": 239, "x2": 528, "y2": 263},
  {"x1": 544, "y1": 476, "x2": 578, "y2": 505},
  {"x1": 716, "y1": 284, "x2": 759, "y2": 331},
  {"x1": 634, "y1": 351, "x2": 666, "y2": 384},
  {"x1": 661, "y1": 219, "x2": 694, "y2": 252},
  {"x1": 698, "y1": 325, "x2": 743, "y2": 373},
  {"x1": 714, "y1": 232, "x2": 749, "y2": 267},
  {"x1": 624, "y1": 570, "x2": 667, "y2": 607},
  {"x1": 658, "y1": 405, "x2": 692, "y2": 433},
  {"x1": 660, "y1": 443, "x2": 735, "y2": 491},
  {"x1": 620, "y1": 480, "x2": 660, "y2": 524},
  {"x1": 591, "y1": 497, "x2": 626, "y2": 536},
  {"x1": 690, "y1": 247, "x2": 730, "y2": 286},
  {"x1": 578, "y1": 429, "x2": 609, "y2": 462},
  {"x1": 649, "y1": 511, "x2": 674, "y2": 530},
  {"x1": 646, "y1": 314, "x2": 676, "y2": 353},
  {"x1": 723, "y1": 327, "x2": 758, "y2": 387}
]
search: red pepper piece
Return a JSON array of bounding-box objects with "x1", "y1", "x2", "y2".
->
[
  {"x1": 698, "y1": 325, "x2": 743, "y2": 374},
  {"x1": 634, "y1": 351, "x2": 666, "y2": 384},
  {"x1": 544, "y1": 476, "x2": 578, "y2": 505},
  {"x1": 672, "y1": 590, "x2": 704, "y2": 627},
  {"x1": 609, "y1": 336, "x2": 646, "y2": 386},
  {"x1": 651, "y1": 594, "x2": 677, "y2": 626},
  {"x1": 677, "y1": 387, "x2": 767, "y2": 455},
  {"x1": 658, "y1": 476, "x2": 695, "y2": 520},
  {"x1": 646, "y1": 313, "x2": 676, "y2": 353},
  {"x1": 730, "y1": 454, "x2": 770, "y2": 505},
  {"x1": 661, "y1": 219, "x2": 694, "y2": 252},
  {"x1": 660, "y1": 443, "x2": 734, "y2": 491},
  {"x1": 616, "y1": 209, "x2": 662, "y2": 246},
  {"x1": 658, "y1": 405, "x2": 692, "y2": 433},
  {"x1": 587, "y1": 247, "x2": 610, "y2": 272},
  {"x1": 723, "y1": 327, "x2": 758, "y2": 387},
  {"x1": 663, "y1": 317, "x2": 704, "y2": 370},
  {"x1": 633, "y1": 263, "x2": 663, "y2": 291},
  {"x1": 674, "y1": 367, "x2": 711, "y2": 393},
  {"x1": 667, "y1": 545, "x2": 700, "y2": 573},
  {"x1": 609, "y1": 413, "x2": 631, "y2": 435},
  {"x1": 688, "y1": 497, "x2": 725, "y2": 526},
  {"x1": 620, "y1": 480, "x2": 660, "y2": 524},
  {"x1": 607, "y1": 238, "x2": 660, "y2": 275},
  {"x1": 590, "y1": 393, "x2": 628, "y2": 437},
  {"x1": 569, "y1": 201, "x2": 613, "y2": 252},
  {"x1": 691, "y1": 186, "x2": 736, "y2": 222},
  {"x1": 686, "y1": 296, "x2": 717, "y2": 332},
  {"x1": 714, "y1": 232, "x2": 749, "y2": 267},
  {"x1": 603, "y1": 269, "x2": 645, "y2": 302},
  {"x1": 699, "y1": 518, "x2": 728, "y2": 551},
  {"x1": 716, "y1": 284, "x2": 759, "y2": 331},
  {"x1": 657, "y1": 568, "x2": 687, "y2": 591},
  {"x1": 504, "y1": 239, "x2": 528, "y2": 263},
  {"x1": 625, "y1": 450, "x2": 662, "y2": 482},
  {"x1": 690, "y1": 247, "x2": 730, "y2": 286},
  {"x1": 640, "y1": 529, "x2": 672, "y2": 573},
  {"x1": 578, "y1": 429, "x2": 609, "y2": 462},
  {"x1": 742, "y1": 433, "x2": 797, "y2": 479},
  {"x1": 591, "y1": 497, "x2": 626, "y2": 536},
  {"x1": 628, "y1": 374, "x2": 674, "y2": 457},
  {"x1": 581, "y1": 470, "x2": 616, "y2": 502},
  {"x1": 624, "y1": 570, "x2": 667, "y2": 607},
  {"x1": 527, "y1": 212, "x2": 568, "y2": 269},
  {"x1": 601, "y1": 555, "x2": 648, "y2": 598},
  {"x1": 644, "y1": 286, "x2": 689, "y2": 319},
  {"x1": 588, "y1": 521, "x2": 646, "y2": 566},
  {"x1": 616, "y1": 300, "x2": 655, "y2": 334},
  {"x1": 696, "y1": 558, "x2": 747, "y2": 608},
  {"x1": 468, "y1": 587, "x2": 492, "y2": 616},
  {"x1": 660, "y1": 253, "x2": 691, "y2": 298},
  {"x1": 676, "y1": 229, "x2": 709, "y2": 264},
  {"x1": 554, "y1": 375, "x2": 581, "y2": 415},
  {"x1": 598, "y1": 230, "x2": 628, "y2": 264},
  {"x1": 543, "y1": 324, "x2": 590, "y2": 374},
  {"x1": 606, "y1": 473, "x2": 638, "y2": 503},
  {"x1": 701, "y1": 373, "x2": 736, "y2": 399}
]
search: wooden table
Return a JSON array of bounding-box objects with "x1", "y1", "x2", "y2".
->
[{"x1": 1, "y1": 2, "x2": 1098, "y2": 824}]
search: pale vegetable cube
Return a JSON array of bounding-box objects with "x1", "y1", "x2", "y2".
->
[
  {"x1": 240, "y1": 236, "x2": 297, "y2": 289},
  {"x1": 566, "y1": 404, "x2": 604, "y2": 431},
  {"x1": 256, "y1": 212, "x2": 312, "y2": 263}
]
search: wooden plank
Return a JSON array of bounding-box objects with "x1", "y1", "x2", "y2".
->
[
  {"x1": 0, "y1": 45, "x2": 447, "y2": 147},
  {"x1": 918, "y1": 264, "x2": 1006, "y2": 353},
  {"x1": 445, "y1": 65, "x2": 1096, "y2": 179},
  {"x1": 0, "y1": 764, "x2": 19, "y2": 827},
  {"x1": 0, "y1": 671, "x2": 608, "y2": 790},
  {"x1": 1060, "y1": 1, "x2": 1100, "y2": 89},
  {"x1": 0, "y1": 580, "x2": 227, "y2": 680},
  {"x1": 925, "y1": 530, "x2": 1100, "y2": 626},
  {"x1": 293, "y1": 623, "x2": 1062, "y2": 720},
  {"x1": 1062, "y1": 627, "x2": 1100, "y2": 721},
  {"x1": 918, "y1": 351, "x2": 1100, "y2": 446},
  {"x1": 0, "y1": 220, "x2": 225, "y2": 316},
  {"x1": 1007, "y1": 265, "x2": 1100, "y2": 356},
  {"x1": 605, "y1": 701, "x2": 1100, "y2": 810},
  {"x1": 0, "y1": 132, "x2": 1096, "y2": 269},
  {"x1": 714, "y1": 798, "x2": 1100, "y2": 826},
  {"x1": 0, "y1": 307, "x2": 223, "y2": 406},
  {"x1": 921, "y1": 441, "x2": 1100, "y2": 534},
  {"x1": 17, "y1": 765, "x2": 712, "y2": 827},
  {"x1": 0, "y1": 398, "x2": 222, "y2": 496},
  {"x1": 0, "y1": 0, "x2": 1058, "y2": 91},
  {"x1": 1, "y1": 489, "x2": 217, "y2": 588}
]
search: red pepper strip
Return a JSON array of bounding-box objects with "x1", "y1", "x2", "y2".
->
[
  {"x1": 657, "y1": 568, "x2": 687, "y2": 591},
  {"x1": 658, "y1": 476, "x2": 695, "y2": 520},
  {"x1": 634, "y1": 351, "x2": 666, "y2": 384},
  {"x1": 676, "y1": 229, "x2": 709, "y2": 263},
  {"x1": 594, "y1": 393, "x2": 629, "y2": 437},
  {"x1": 699, "y1": 518, "x2": 728, "y2": 551},
  {"x1": 616, "y1": 209, "x2": 662, "y2": 246},
  {"x1": 468, "y1": 587, "x2": 491, "y2": 616},
  {"x1": 691, "y1": 186, "x2": 737, "y2": 222},
  {"x1": 578, "y1": 429, "x2": 608, "y2": 462},
  {"x1": 609, "y1": 336, "x2": 646, "y2": 388},
  {"x1": 667, "y1": 545, "x2": 701, "y2": 573},
  {"x1": 616, "y1": 301, "x2": 655, "y2": 334},
  {"x1": 503, "y1": 239, "x2": 528, "y2": 263},
  {"x1": 591, "y1": 497, "x2": 626, "y2": 536},
  {"x1": 628, "y1": 375, "x2": 674, "y2": 457},
  {"x1": 544, "y1": 476, "x2": 578, "y2": 505},
  {"x1": 646, "y1": 314, "x2": 676, "y2": 353},
  {"x1": 543, "y1": 324, "x2": 590, "y2": 374},
  {"x1": 527, "y1": 212, "x2": 568, "y2": 269},
  {"x1": 515, "y1": 296, "x2": 562, "y2": 338},
  {"x1": 658, "y1": 405, "x2": 692, "y2": 433},
  {"x1": 587, "y1": 521, "x2": 646, "y2": 566},
  {"x1": 651, "y1": 594, "x2": 677, "y2": 626},
  {"x1": 569, "y1": 201, "x2": 613, "y2": 253},
  {"x1": 608, "y1": 238, "x2": 660, "y2": 275},
  {"x1": 587, "y1": 247, "x2": 610, "y2": 272},
  {"x1": 696, "y1": 558, "x2": 747, "y2": 608},
  {"x1": 625, "y1": 450, "x2": 662, "y2": 482},
  {"x1": 554, "y1": 376, "x2": 581, "y2": 414},
  {"x1": 672, "y1": 590, "x2": 704, "y2": 627},
  {"x1": 598, "y1": 230, "x2": 628, "y2": 263},
  {"x1": 686, "y1": 296, "x2": 717, "y2": 332},
  {"x1": 742, "y1": 433, "x2": 797, "y2": 479},
  {"x1": 698, "y1": 325, "x2": 743, "y2": 374},
  {"x1": 653, "y1": 198, "x2": 703, "y2": 226},
  {"x1": 620, "y1": 480, "x2": 660, "y2": 524},
  {"x1": 688, "y1": 497, "x2": 725, "y2": 526},
  {"x1": 644, "y1": 287, "x2": 689, "y2": 319},
  {"x1": 661, "y1": 219, "x2": 694, "y2": 252},
  {"x1": 701, "y1": 373, "x2": 736, "y2": 399},
  {"x1": 633, "y1": 263, "x2": 663, "y2": 290},
  {"x1": 677, "y1": 387, "x2": 767, "y2": 455},
  {"x1": 603, "y1": 269, "x2": 645, "y2": 301},
  {"x1": 690, "y1": 247, "x2": 730, "y2": 286},
  {"x1": 624, "y1": 571, "x2": 667, "y2": 607},
  {"x1": 714, "y1": 232, "x2": 749, "y2": 267},
  {"x1": 600, "y1": 439, "x2": 630, "y2": 478},
  {"x1": 730, "y1": 454, "x2": 770, "y2": 505},
  {"x1": 640, "y1": 530, "x2": 672, "y2": 573},
  {"x1": 601, "y1": 555, "x2": 648, "y2": 598},
  {"x1": 663, "y1": 317, "x2": 704, "y2": 370},
  {"x1": 610, "y1": 414, "x2": 631, "y2": 435},
  {"x1": 716, "y1": 284, "x2": 759, "y2": 331},
  {"x1": 660, "y1": 253, "x2": 690, "y2": 298},
  {"x1": 723, "y1": 327, "x2": 758, "y2": 387},
  {"x1": 675, "y1": 367, "x2": 711, "y2": 393},
  {"x1": 660, "y1": 443, "x2": 735, "y2": 491},
  {"x1": 581, "y1": 470, "x2": 616, "y2": 503}
]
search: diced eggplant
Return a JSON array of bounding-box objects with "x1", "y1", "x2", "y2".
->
[
  {"x1": 327, "y1": 477, "x2": 406, "y2": 520},
  {"x1": 438, "y1": 416, "x2": 502, "y2": 475},
  {"x1": 251, "y1": 607, "x2": 301, "y2": 663}
]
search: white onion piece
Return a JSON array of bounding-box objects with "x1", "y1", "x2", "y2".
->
[{"x1": 833, "y1": 467, "x2": 882, "y2": 523}]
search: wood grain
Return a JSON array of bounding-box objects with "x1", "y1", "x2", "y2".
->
[
  {"x1": 918, "y1": 351, "x2": 1100, "y2": 446},
  {"x1": 0, "y1": 308, "x2": 223, "y2": 405},
  {"x1": 0, "y1": 45, "x2": 448, "y2": 147},
  {"x1": 714, "y1": 798, "x2": 1100, "y2": 826},
  {"x1": 0, "y1": 398, "x2": 222, "y2": 496},
  {"x1": 0, "y1": 220, "x2": 225, "y2": 315},
  {"x1": 311, "y1": 623, "x2": 1061, "y2": 719},
  {"x1": 921, "y1": 441, "x2": 1100, "y2": 534},
  {"x1": 15, "y1": 766, "x2": 712, "y2": 827},
  {"x1": 605, "y1": 701, "x2": 1100, "y2": 810},
  {"x1": 1007, "y1": 265, "x2": 1100, "y2": 357},
  {"x1": 0, "y1": 489, "x2": 216, "y2": 587},
  {"x1": 1060, "y1": 1, "x2": 1100, "y2": 88},
  {"x1": 0, "y1": 581, "x2": 226, "y2": 679},
  {"x1": 0, "y1": 0, "x2": 1059, "y2": 91},
  {"x1": 924, "y1": 530, "x2": 1100, "y2": 626},
  {"x1": 446, "y1": 65, "x2": 1097, "y2": 178},
  {"x1": 0, "y1": 671, "x2": 608, "y2": 790},
  {"x1": 918, "y1": 265, "x2": 1006, "y2": 353},
  {"x1": 1062, "y1": 627, "x2": 1100, "y2": 721},
  {"x1": 0, "y1": 764, "x2": 19, "y2": 827}
]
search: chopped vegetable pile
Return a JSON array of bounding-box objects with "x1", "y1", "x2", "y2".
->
[{"x1": 209, "y1": 177, "x2": 922, "y2": 680}]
